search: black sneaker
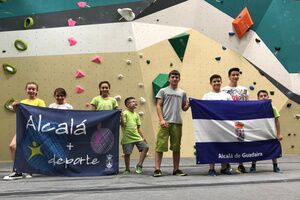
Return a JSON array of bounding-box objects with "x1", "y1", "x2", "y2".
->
[
  {"x1": 220, "y1": 168, "x2": 232, "y2": 175},
  {"x1": 249, "y1": 166, "x2": 256, "y2": 173},
  {"x1": 173, "y1": 169, "x2": 187, "y2": 176},
  {"x1": 3, "y1": 172, "x2": 24, "y2": 181},
  {"x1": 236, "y1": 165, "x2": 247, "y2": 173},
  {"x1": 208, "y1": 169, "x2": 217, "y2": 176},
  {"x1": 153, "y1": 169, "x2": 162, "y2": 177},
  {"x1": 273, "y1": 166, "x2": 281, "y2": 173}
]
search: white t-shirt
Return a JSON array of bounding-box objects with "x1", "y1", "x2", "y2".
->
[
  {"x1": 49, "y1": 103, "x2": 73, "y2": 110},
  {"x1": 221, "y1": 86, "x2": 249, "y2": 101},
  {"x1": 202, "y1": 91, "x2": 233, "y2": 100}
]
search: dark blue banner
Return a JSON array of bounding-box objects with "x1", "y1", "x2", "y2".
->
[{"x1": 15, "y1": 104, "x2": 120, "y2": 176}]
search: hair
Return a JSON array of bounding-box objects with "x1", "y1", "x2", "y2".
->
[
  {"x1": 124, "y1": 97, "x2": 135, "y2": 107},
  {"x1": 257, "y1": 90, "x2": 268, "y2": 98},
  {"x1": 25, "y1": 81, "x2": 38, "y2": 91},
  {"x1": 228, "y1": 67, "x2": 240, "y2": 76},
  {"x1": 209, "y1": 74, "x2": 222, "y2": 83},
  {"x1": 54, "y1": 88, "x2": 67, "y2": 97},
  {"x1": 98, "y1": 81, "x2": 111, "y2": 95},
  {"x1": 168, "y1": 70, "x2": 180, "y2": 78}
]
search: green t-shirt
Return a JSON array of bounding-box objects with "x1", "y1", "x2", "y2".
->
[
  {"x1": 273, "y1": 106, "x2": 280, "y2": 118},
  {"x1": 21, "y1": 98, "x2": 46, "y2": 107},
  {"x1": 90, "y1": 96, "x2": 118, "y2": 110},
  {"x1": 121, "y1": 110, "x2": 143, "y2": 144}
]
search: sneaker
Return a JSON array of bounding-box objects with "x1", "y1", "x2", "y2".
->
[
  {"x1": 153, "y1": 169, "x2": 162, "y2": 177},
  {"x1": 249, "y1": 166, "x2": 256, "y2": 173},
  {"x1": 273, "y1": 166, "x2": 281, "y2": 173},
  {"x1": 220, "y1": 168, "x2": 232, "y2": 175},
  {"x1": 173, "y1": 169, "x2": 187, "y2": 176},
  {"x1": 123, "y1": 170, "x2": 130, "y2": 175},
  {"x1": 135, "y1": 164, "x2": 143, "y2": 174},
  {"x1": 3, "y1": 172, "x2": 24, "y2": 181},
  {"x1": 236, "y1": 165, "x2": 247, "y2": 173},
  {"x1": 208, "y1": 169, "x2": 217, "y2": 176},
  {"x1": 24, "y1": 173, "x2": 33, "y2": 178}
]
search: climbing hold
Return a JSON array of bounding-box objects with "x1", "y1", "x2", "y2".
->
[
  {"x1": 138, "y1": 83, "x2": 144, "y2": 88},
  {"x1": 222, "y1": 46, "x2": 227, "y2": 50},
  {"x1": 294, "y1": 133, "x2": 297, "y2": 136},
  {"x1": 286, "y1": 103, "x2": 292, "y2": 108},
  {"x1": 138, "y1": 111, "x2": 144, "y2": 116},
  {"x1": 295, "y1": 114, "x2": 300, "y2": 119},
  {"x1": 2, "y1": 50, "x2": 6, "y2": 53},
  {"x1": 288, "y1": 133, "x2": 291, "y2": 136},
  {"x1": 68, "y1": 37, "x2": 77, "y2": 46},
  {"x1": 77, "y1": 2, "x2": 88, "y2": 8},
  {"x1": 24, "y1": 17, "x2": 34, "y2": 29},
  {"x1": 168, "y1": 33, "x2": 189, "y2": 62},
  {"x1": 232, "y1": 7, "x2": 254, "y2": 38},
  {"x1": 139, "y1": 97, "x2": 146, "y2": 104},
  {"x1": 118, "y1": 74, "x2": 124, "y2": 79},
  {"x1": 291, "y1": 145, "x2": 295, "y2": 149},
  {"x1": 269, "y1": 91, "x2": 275, "y2": 95},
  {"x1": 75, "y1": 69, "x2": 85, "y2": 78},
  {"x1": 126, "y1": 60, "x2": 132, "y2": 65},
  {"x1": 253, "y1": 82, "x2": 256, "y2": 85},
  {"x1": 3, "y1": 63, "x2": 17, "y2": 74},
  {"x1": 249, "y1": 86, "x2": 254, "y2": 91},
  {"x1": 4, "y1": 98, "x2": 15, "y2": 112},
  {"x1": 91, "y1": 55, "x2": 102, "y2": 64},
  {"x1": 255, "y1": 38, "x2": 261, "y2": 43},
  {"x1": 228, "y1": 32, "x2": 235, "y2": 36},
  {"x1": 68, "y1": 18, "x2": 77, "y2": 26},
  {"x1": 239, "y1": 71, "x2": 243, "y2": 75},
  {"x1": 275, "y1": 47, "x2": 281, "y2": 51},
  {"x1": 117, "y1": 8, "x2": 135, "y2": 21},
  {"x1": 170, "y1": 63, "x2": 173, "y2": 67},
  {"x1": 0, "y1": 0, "x2": 7, "y2": 3},
  {"x1": 75, "y1": 85, "x2": 85, "y2": 94},
  {"x1": 128, "y1": 37, "x2": 133, "y2": 42},
  {"x1": 114, "y1": 95, "x2": 122, "y2": 101},
  {"x1": 14, "y1": 39, "x2": 28, "y2": 51},
  {"x1": 146, "y1": 60, "x2": 150, "y2": 64},
  {"x1": 139, "y1": 53, "x2": 143, "y2": 58},
  {"x1": 215, "y1": 57, "x2": 221, "y2": 61},
  {"x1": 152, "y1": 73, "x2": 169, "y2": 97}
]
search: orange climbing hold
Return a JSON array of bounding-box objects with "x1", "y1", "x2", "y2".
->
[{"x1": 232, "y1": 7, "x2": 254, "y2": 38}]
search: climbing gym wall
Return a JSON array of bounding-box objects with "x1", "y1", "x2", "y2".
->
[{"x1": 1, "y1": 0, "x2": 300, "y2": 161}]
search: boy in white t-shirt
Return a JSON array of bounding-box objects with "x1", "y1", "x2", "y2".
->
[
  {"x1": 203, "y1": 74, "x2": 232, "y2": 176},
  {"x1": 222, "y1": 67, "x2": 248, "y2": 174},
  {"x1": 49, "y1": 88, "x2": 73, "y2": 110}
]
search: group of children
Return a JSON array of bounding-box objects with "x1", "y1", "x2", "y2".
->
[{"x1": 3, "y1": 68, "x2": 283, "y2": 180}]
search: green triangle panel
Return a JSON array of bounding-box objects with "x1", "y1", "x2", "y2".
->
[
  {"x1": 152, "y1": 73, "x2": 169, "y2": 97},
  {"x1": 168, "y1": 33, "x2": 190, "y2": 62}
]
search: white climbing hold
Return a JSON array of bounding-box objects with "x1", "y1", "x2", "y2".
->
[
  {"x1": 114, "y1": 95, "x2": 122, "y2": 101},
  {"x1": 118, "y1": 74, "x2": 124, "y2": 79},
  {"x1": 138, "y1": 83, "x2": 144, "y2": 88},
  {"x1": 140, "y1": 97, "x2": 146, "y2": 104},
  {"x1": 138, "y1": 111, "x2": 144, "y2": 116},
  {"x1": 126, "y1": 60, "x2": 132, "y2": 65}
]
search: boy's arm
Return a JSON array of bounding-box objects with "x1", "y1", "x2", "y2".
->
[
  {"x1": 120, "y1": 111, "x2": 125, "y2": 128},
  {"x1": 275, "y1": 117, "x2": 283, "y2": 141},
  {"x1": 182, "y1": 99, "x2": 190, "y2": 111},
  {"x1": 137, "y1": 125, "x2": 146, "y2": 142},
  {"x1": 156, "y1": 98, "x2": 168, "y2": 128}
]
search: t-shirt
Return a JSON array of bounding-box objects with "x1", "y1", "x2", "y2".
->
[
  {"x1": 273, "y1": 106, "x2": 280, "y2": 118},
  {"x1": 49, "y1": 103, "x2": 73, "y2": 110},
  {"x1": 21, "y1": 98, "x2": 46, "y2": 107},
  {"x1": 90, "y1": 96, "x2": 118, "y2": 110},
  {"x1": 202, "y1": 91, "x2": 233, "y2": 100},
  {"x1": 121, "y1": 110, "x2": 143, "y2": 144},
  {"x1": 221, "y1": 86, "x2": 249, "y2": 101},
  {"x1": 156, "y1": 86, "x2": 187, "y2": 124}
]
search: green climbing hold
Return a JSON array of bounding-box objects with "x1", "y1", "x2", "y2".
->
[
  {"x1": 152, "y1": 73, "x2": 169, "y2": 97},
  {"x1": 3, "y1": 63, "x2": 17, "y2": 74},
  {"x1": 14, "y1": 39, "x2": 28, "y2": 51},
  {"x1": 24, "y1": 17, "x2": 34, "y2": 29},
  {"x1": 168, "y1": 33, "x2": 190, "y2": 62},
  {"x1": 4, "y1": 98, "x2": 15, "y2": 112}
]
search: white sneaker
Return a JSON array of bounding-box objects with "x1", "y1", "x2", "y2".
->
[
  {"x1": 24, "y1": 173, "x2": 32, "y2": 178},
  {"x1": 3, "y1": 172, "x2": 24, "y2": 181}
]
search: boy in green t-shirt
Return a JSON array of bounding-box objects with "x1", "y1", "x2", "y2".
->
[
  {"x1": 120, "y1": 97, "x2": 149, "y2": 174},
  {"x1": 250, "y1": 90, "x2": 283, "y2": 173}
]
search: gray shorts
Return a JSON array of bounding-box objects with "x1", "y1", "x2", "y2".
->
[{"x1": 122, "y1": 141, "x2": 148, "y2": 155}]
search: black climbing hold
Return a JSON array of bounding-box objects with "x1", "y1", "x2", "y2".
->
[
  {"x1": 275, "y1": 47, "x2": 281, "y2": 51},
  {"x1": 228, "y1": 32, "x2": 235, "y2": 36},
  {"x1": 253, "y1": 82, "x2": 256, "y2": 85},
  {"x1": 255, "y1": 38, "x2": 261, "y2": 43},
  {"x1": 286, "y1": 103, "x2": 292, "y2": 108},
  {"x1": 222, "y1": 46, "x2": 227, "y2": 50},
  {"x1": 288, "y1": 133, "x2": 291, "y2": 136},
  {"x1": 146, "y1": 60, "x2": 150, "y2": 64},
  {"x1": 215, "y1": 57, "x2": 221, "y2": 61},
  {"x1": 270, "y1": 91, "x2": 275, "y2": 95}
]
